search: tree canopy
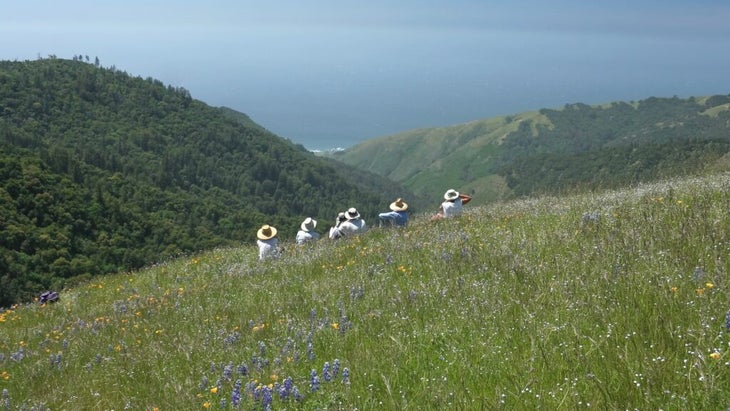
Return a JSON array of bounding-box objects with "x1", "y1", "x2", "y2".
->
[{"x1": 0, "y1": 57, "x2": 411, "y2": 306}]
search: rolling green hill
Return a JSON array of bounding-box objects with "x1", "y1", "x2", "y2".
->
[
  {"x1": 0, "y1": 172, "x2": 728, "y2": 409},
  {"x1": 0, "y1": 57, "x2": 416, "y2": 307},
  {"x1": 330, "y1": 95, "x2": 730, "y2": 205}
]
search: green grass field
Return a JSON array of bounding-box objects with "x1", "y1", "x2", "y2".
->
[{"x1": 2, "y1": 173, "x2": 729, "y2": 410}]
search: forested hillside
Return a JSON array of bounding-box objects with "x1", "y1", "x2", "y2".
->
[
  {"x1": 0, "y1": 57, "x2": 412, "y2": 307},
  {"x1": 332, "y1": 96, "x2": 730, "y2": 203}
]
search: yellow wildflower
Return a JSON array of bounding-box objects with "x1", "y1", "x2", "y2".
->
[
  {"x1": 210, "y1": 387, "x2": 218, "y2": 394},
  {"x1": 710, "y1": 352, "x2": 721, "y2": 360},
  {"x1": 705, "y1": 282, "x2": 714, "y2": 289}
]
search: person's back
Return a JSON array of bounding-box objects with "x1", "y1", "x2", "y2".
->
[
  {"x1": 441, "y1": 198, "x2": 463, "y2": 218},
  {"x1": 332, "y1": 207, "x2": 367, "y2": 238},
  {"x1": 256, "y1": 224, "x2": 280, "y2": 260},
  {"x1": 296, "y1": 217, "x2": 320, "y2": 245},
  {"x1": 339, "y1": 217, "x2": 367, "y2": 235},
  {"x1": 433, "y1": 189, "x2": 471, "y2": 220},
  {"x1": 379, "y1": 198, "x2": 409, "y2": 227}
]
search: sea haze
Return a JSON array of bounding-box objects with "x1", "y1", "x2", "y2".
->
[
  {"x1": 2, "y1": 1, "x2": 730, "y2": 151},
  {"x1": 190, "y1": 26, "x2": 730, "y2": 151}
]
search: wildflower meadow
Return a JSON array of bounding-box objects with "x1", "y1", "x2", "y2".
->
[{"x1": 1, "y1": 172, "x2": 729, "y2": 410}]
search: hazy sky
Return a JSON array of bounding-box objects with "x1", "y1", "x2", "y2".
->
[{"x1": 2, "y1": 1, "x2": 730, "y2": 150}]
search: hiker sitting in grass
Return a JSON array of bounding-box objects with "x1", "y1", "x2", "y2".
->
[
  {"x1": 256, "y1": 224, "x2": 281, "y2": 260},
  {"x1": 378, "y1": 198, "x2": 409, "y2": 227},
  {"x1": 296, "y1": 217, "x2": 320, "y2": 245},
  {"x1": 431, "y1": 189, "x2": 472, "y2": 221},
  {"x1": 328, "y1": 212, "x2": 347, "y2": 239},
  {"x1": 329, "y1": 208, "x2": 367, "y2": 239}
]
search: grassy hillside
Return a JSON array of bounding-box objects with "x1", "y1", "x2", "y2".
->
[
  {"x1": 1, "y1": 172, "x2": 728, "y2": 410},
  {"x1": 0, "y1": 57, "x2": 416, "y2": 307},
  {"x1": 330, "y1": 96, "x2": 730, "y2": 206}
]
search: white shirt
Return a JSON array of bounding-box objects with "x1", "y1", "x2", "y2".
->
[
  {"x1": 257, "y1": 238, "x2": 279, "y2": 260},
  {"x1": 441, "y1": 199, "x2": 464, "y2": 218},
  {"x1": 329, "y1": 218, "x2": 367, "y2": 239},
  {"x1": 296, "y1": 230, "x2": 320, "y2": 245}
]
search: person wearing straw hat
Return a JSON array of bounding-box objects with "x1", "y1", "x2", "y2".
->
[
  {"x1": 329, "y1": 207, "x2": 367, "y2": 239},
  {"x1": 378, "y1": 198, "x2": 410, "y2": 227},
  {"x1": 296, "y1": 217, "x2": 320, "y2": 245},
  {"x1": 431, "y1": 189, "x2": 472, "y2": 221},
  {"x1": 256, "y1": 224, "x2": 280, "y2": 260}
]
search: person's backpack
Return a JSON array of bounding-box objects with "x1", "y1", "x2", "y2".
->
[{"x1": 39, "y1": 291, "x2": 59, "y2": 304}]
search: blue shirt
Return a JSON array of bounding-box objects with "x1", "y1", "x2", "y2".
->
[{"x1": 378, "y1": 210, "x2": 409, "y2": 226}]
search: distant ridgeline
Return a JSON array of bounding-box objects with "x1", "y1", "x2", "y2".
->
[
  {"x1": 332, "y1": 94, "x2": 730, "y2": 204},
  {"x1": 0, "y1": 57, "x2": 413, "y2": 307}
]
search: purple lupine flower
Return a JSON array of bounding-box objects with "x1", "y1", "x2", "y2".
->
[
  {"x1": 310, "y1": 369, "x2": 320, "y2": 392},
  {"x1": 231, "y1": 380, "x2": 242, "y2": 406},
  {"x1": 280, "y1": 376, "x2": 294, "y2": 399},
  {"x1": 237, "y1": 363, "x2": 248, "y2": 376},
  {"x1": 353, "y1": 286, "x2": 365, "y2": 300},
  {"x1": 219, "y1": 398, "x2": 227, "y2": 409},
  {"x1": 223, "y1": 332, "x2": 241, "y2": 346},
  {"x1": 49, "y1": 353, "x2": 62, "y2": 369},
  {"x1": 307, "y1": 342, "x2": 315, "y2": 361},
  {"x1": 262, "y1": 385, "x2": 273, "y2": 409},
  {"x1": 10, "y1": 347, "x2": 24, "y2": 362},
  {"x1": 259, "y1": 341, "x2": 267, "y2": 357},
  {"x1": 332, "y1": 359, "x2": 340, "y2": 378},
  {"x1": 198, "y1": 376, "x2": 209, "y2": 391},
  {"x1": 281, "y1": 338, "x2": 293, "y2": 356},
  {"x1": 342, "y1": 367, "x2": 350, "y2": 385},
  {"x1": 222, "y1": 362, "x2": 233, "y2": 381},
  {"x1": 693, "y1": 267, "x2": 705, "y2": 283},
  {"x1": 323, "y1": 362, "x2": 331, "y2": 382},
  {"x1": 251, "y1": 355, "x2": 268, "y2": 371},
  {"x1": 725, "y1": 309, "x2": 730, "y2": 330},
  {"x1": 292, "y1": 386, "x2": 303, "y2": 401}
]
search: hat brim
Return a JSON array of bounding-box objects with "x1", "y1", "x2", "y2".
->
[
  {"x1": 444, "y1": 191, "x2": 460, "y2": 200},
  {"x1": 390, "y1": 201, "x2": 408, "y2": 212},
  {"x1": 257, "y1": 226, "x2": 277, "y2": 240},
  {"x1": 300, "y1": 220, "x2": 317, "y2": 231}
]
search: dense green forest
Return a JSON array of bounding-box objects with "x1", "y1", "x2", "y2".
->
[
  {"x1": 0, "y1": 57, "x2": 413, "y2": 307},
  {"x1": 497, "y1": 99, "x2": 730, "y2": 195},
  {"x1": 332, "y1": 95, "x2": 730, "y2": 203}
]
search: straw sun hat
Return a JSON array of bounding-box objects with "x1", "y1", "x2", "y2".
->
[
  {"x1": 300, "y1": 217, "x2": 317, "y2": 232},
  {"x1": 444, "y1": 189, "x2": 460, "y2": 201},
  {"x1": 345, "y1": 207, "x2": 361, "y2": 220},
  {"x1": 389, "y1": 198, "x2": 408, "y2": 212},
  {"x1": 257, "y1": 224, "x2": 277, "y2": 240}
]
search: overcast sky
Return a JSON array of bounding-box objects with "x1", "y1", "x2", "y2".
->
[{"x1": 2, "y1": 1, "x2": 730, "y2": 150}]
